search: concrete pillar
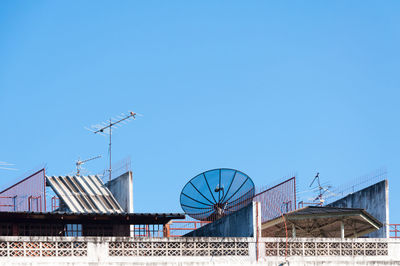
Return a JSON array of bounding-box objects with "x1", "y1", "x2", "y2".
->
[
  {"x1": 292, "y1": 224, "x2": 296, "y2": 238},
  {"x1": 88, "y1": 241, "x2": 107, "y2": 262},
  {"x1": 340, "y1": 221, "x2": 345, "y2": 239},
  {"x1": 248, "y1": 241, "x2": 257, "y2": 262}
]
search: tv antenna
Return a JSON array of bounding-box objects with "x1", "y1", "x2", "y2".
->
[
  {"x1": 76, "y1": 155, "x2": 101, "y2": 176},
  {"x1": 86, "y1": 111, "x2": 138, "y2": 181},
  {"x1": 0, "y1": 161, "x2": 18, "y2": 171},
  {"x1": 309, "y1": 172, "x2": 334, "y2": 205}
]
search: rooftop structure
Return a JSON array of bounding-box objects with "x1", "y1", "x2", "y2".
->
[
  {"x1": 46, "y1": 175, "x2": 123, "y2": 214},
  {"x1": 262, "y1": 206, "x2": 382, "y2": 238},
  {"x1": 0, "y1": 166, "x2": 395, "y2": 265}
]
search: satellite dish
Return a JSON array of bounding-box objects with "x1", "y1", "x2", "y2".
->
[{"x1": 180, "y1": 168, "x2": 255, "y2": 221}]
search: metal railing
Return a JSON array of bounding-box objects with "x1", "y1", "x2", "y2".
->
[
  {"x1": 167, "y1": 221, "x2": 211, "y2": 237},
  {"x1": 389, "y1": 224, "x2": 400, "y2": 238}
]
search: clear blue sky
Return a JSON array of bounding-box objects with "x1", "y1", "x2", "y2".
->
[{"x1": 0, "y1": 1, "x2": 399, "y2": 222}]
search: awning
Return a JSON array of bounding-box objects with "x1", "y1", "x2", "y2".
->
[{"x1": 261, "y1": 206, "x2": 382, "y2": 238}]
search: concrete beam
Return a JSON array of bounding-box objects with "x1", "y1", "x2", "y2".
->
[
  {"x1": 292, "y1": 224, "x2": 296, "y2": 238},
  {"x1": 341, "y1": 220, "x2": 345, "y2": 239}
]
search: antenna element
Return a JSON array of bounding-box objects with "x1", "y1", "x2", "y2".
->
[
  {"x1": 309, "y1": 172, "x2": 333, "y2": 205},
  {"x1": 0, "y1": 161, "x2": 18, "y2": 171},
  {"x1": 76, "y1": 155, "x2": 102, "y2": 176},
  {"x1": 88, "y1": 111, "x2": 137, "y2": 181}
]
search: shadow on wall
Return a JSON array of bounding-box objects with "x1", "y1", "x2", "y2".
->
[{"x1": 184, "y1": 202, "x2": 258, "y2": 237}]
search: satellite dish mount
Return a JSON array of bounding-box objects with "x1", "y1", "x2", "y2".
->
[{"x1": 180, "y1": 168, "x2": 255, "y2": 221}]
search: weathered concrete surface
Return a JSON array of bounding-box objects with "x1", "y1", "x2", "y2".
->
[
  {"x1": 184, "y1": 202, "x2": 258, "y2": 237},
  {"x1": 0, "y1": 236, "x2": 399, "y2": 265},
  {"x1": 3, "y1": 261, "x2": 400, "y2": 265},
  {"x1": 327, "y1": 180, "x2": 389, "y2": 238},
  {"x1": 105, "y1": 171, "x2": 133, "y2": 213},
  {"x1": 7, "y1": 258, "x2": 400, "y2": 266}
]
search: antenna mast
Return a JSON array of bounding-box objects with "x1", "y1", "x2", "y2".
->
[
  {"x1": 309, "y1": 172, "x2": 333, "y2": 205},
  {"x1": 91, "y1": 112, "x2": 137, "y2": 181}
]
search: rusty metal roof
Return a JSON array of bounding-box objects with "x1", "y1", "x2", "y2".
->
[{"x1": 46, "y1": 175, "x2": 124, "y2": 214}]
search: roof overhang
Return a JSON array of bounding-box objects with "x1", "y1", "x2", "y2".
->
[
  {"x1": 262, "y1": 206, "x2": 382, "y2": 238},
  {"x1": 0, "y1": 212, "x2": 185, "y2": 225}
]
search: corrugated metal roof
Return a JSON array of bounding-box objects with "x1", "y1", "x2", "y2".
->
[{"x1": 46, "y1": 175, "x2": 124, "y2": 214}]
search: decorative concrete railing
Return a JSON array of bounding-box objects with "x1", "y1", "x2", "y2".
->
[
  {"x1": 109, "y1": 240, "x2": 249, "y2": 256},
  {"x1": 0, "y1": 240, "x2": 87, "y2": 257},
  {"x1": 0, "y1": 237, "x2": 252, "y2": 259},
  {"x1": 0, "y1": 236, "x2": 398, "y2": 265},
  {"x1": 264, "y1": 239, "x2": 388, "y2": 257}
]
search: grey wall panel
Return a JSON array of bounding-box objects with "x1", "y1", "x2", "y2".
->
[
  {"x1": 327, "y1": 180, "x2": 389, "y2": 238},
  {"x1": 184, "y1": 202, "x2": 256, "y2": 237},
  {"x1": 105, "y1": 171, "x2": 133, "y2": 213}
]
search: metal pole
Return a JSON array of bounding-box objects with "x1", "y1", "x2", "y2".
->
[
  {"x1": 109, "y1": 119, "x2": 112, "y2": 182},
  {"x1": 294, "y1": 176, "x2": 297, "y2": 210},
  {"x1": 43, "y1": 168, "x2": 46, "y2": 212},
  {"x1": 91, "y1": 112, "x2": 137, "y2": 182},
  {"x1": 13, "y1": 196, "x2": 16, "y2": 211}
]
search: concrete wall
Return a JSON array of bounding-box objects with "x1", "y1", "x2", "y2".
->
[
  {"x1": 0, "y1": 236, "x2": 399, "y2": 265},
  {"x1": 184, "y1": 202, "x2": 260, "y2": 237},
  {"x1": 327, "y1": 180, "x2": 389, "y2": 238},
  {"x1": 105, "y1": 171, "x2": 133, "y2": 213}
]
